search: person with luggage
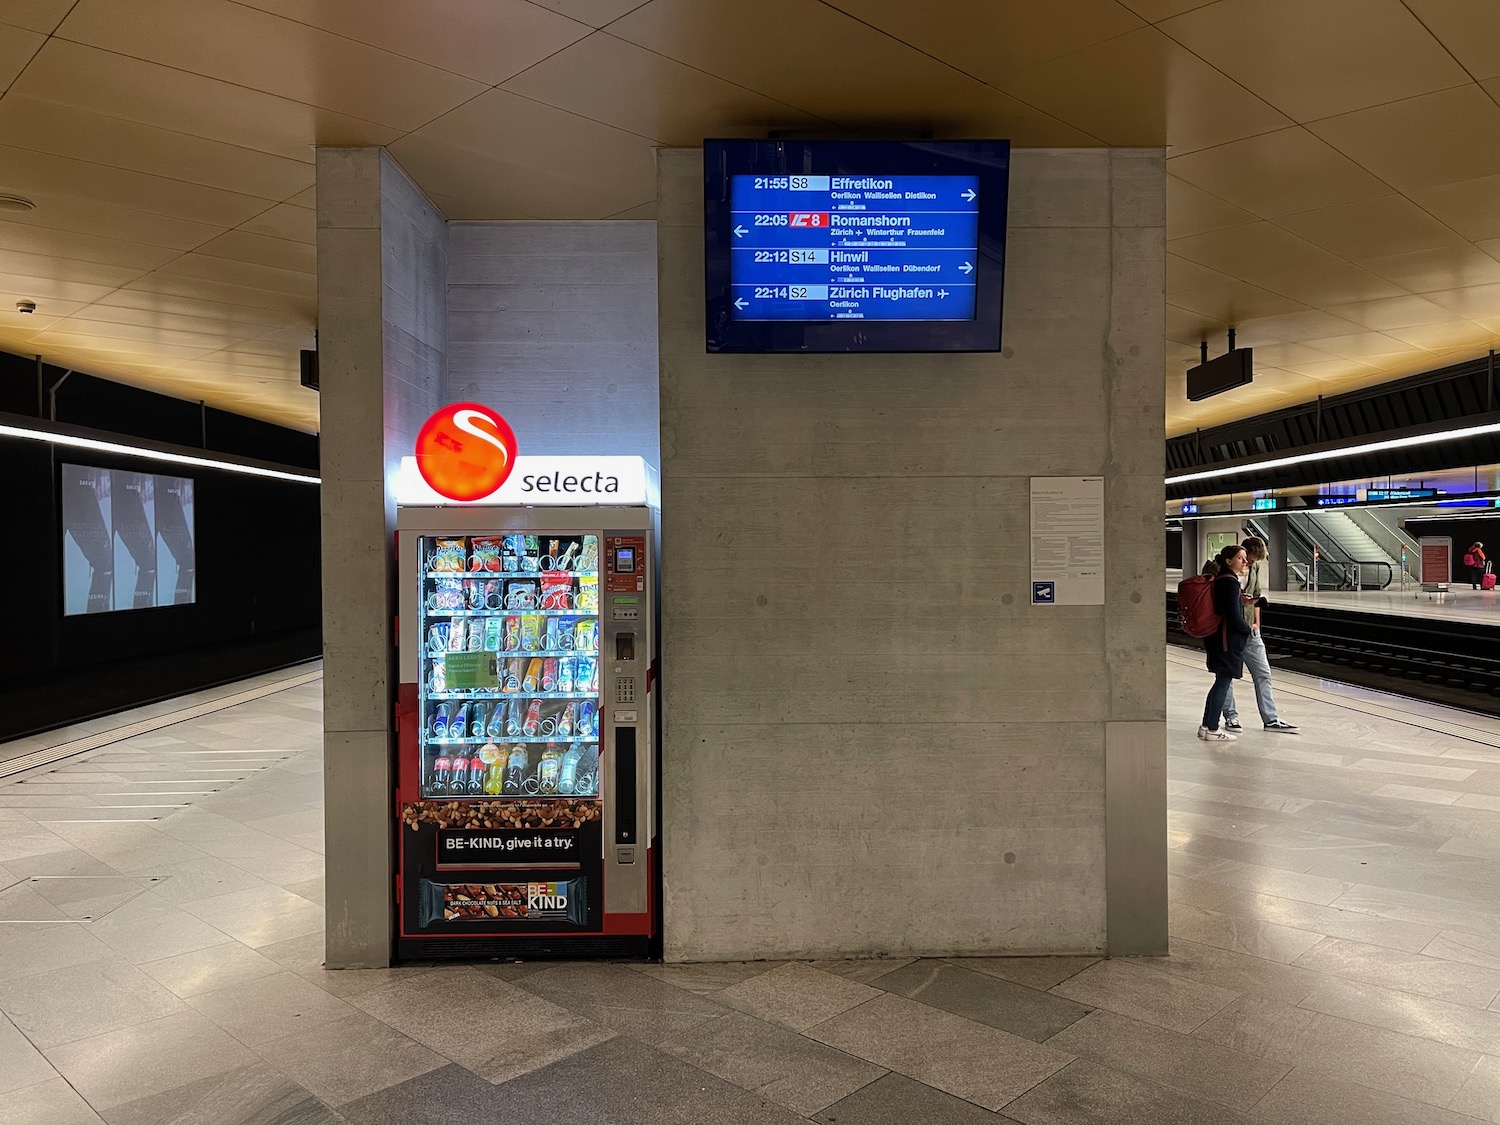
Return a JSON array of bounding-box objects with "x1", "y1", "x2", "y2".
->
[
  {"x1": 1221, "y1": 537, "x2": 1298, "y2": 734},
  {"x1": 1465, "y1": 542, "x2": 1489, "y2": 589},
  {"x1": 1195, "y1": 543, "x2": 1253, "y2": 742}
]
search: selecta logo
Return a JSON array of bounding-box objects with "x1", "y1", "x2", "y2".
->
[{"x1": 414, "y1": 403, "x2": 518, "y2": 502}]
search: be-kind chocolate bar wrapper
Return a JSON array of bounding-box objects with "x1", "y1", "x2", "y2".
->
[{"x1": 418, "y1": 878, "x2": 586, "y2": 926}]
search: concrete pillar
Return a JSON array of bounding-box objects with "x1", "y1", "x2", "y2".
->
[
  {"x1": 656, "y1": 147, "x2": 1167, "y2": 961},
  {"x1": 1266, "y1": 515, "x2": 1289, "y2": 592},
  {"x1": 1181, "y1": 520, "x2": 1200, "y2": 576},
  {"x1": 316, "y1": 148, "x2": 446, "y2": 968}
]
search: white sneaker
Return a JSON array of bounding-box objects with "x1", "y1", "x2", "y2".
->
[{"x1": 1198, "y1": 726, "x2": 1237, "y2": 742}]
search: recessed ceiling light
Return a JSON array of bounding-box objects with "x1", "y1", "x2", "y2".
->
[{"x1": 0, "y1": 195, "x2": 35, "y2": 212}]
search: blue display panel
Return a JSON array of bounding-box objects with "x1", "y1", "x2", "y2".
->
[
  {"x1": 704, "y1": 140, "x2": 1010, "y2": 353},
  {"x1": 729, "y1": 174, "x2": 980, "y2": 321}
]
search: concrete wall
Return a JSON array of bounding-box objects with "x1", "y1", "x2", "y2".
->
[
  {"x1": 656, "y1": 147, "x2": 1167, "y2": 961},
  {"x1": 446, "y1": 222, "x2": 659, "y2": 463},
  {"x1": 317, "y1": 149, "x2": 446, "y2": 968}
]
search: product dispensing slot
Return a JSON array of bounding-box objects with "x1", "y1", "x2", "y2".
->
[
  {"x1": 615, "y1": 727, "x2": 637, "y2": 845},
  {"x1": 615, "y1": 632, "x2": 635, "y2": 661}
]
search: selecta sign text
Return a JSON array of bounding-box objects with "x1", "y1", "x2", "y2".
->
[{"x1": 414, "y1": 404, "x2": 518, "y2": 502}]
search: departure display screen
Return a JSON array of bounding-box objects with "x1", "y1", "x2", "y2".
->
[
  {"x1": 728, "y1": 174, "x2": 980, "y2": 322},
  {"x1": 704, "y1": 139, "x2": 1010, "y2": 353}
]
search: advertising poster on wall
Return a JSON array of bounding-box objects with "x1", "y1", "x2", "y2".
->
[{"x1": 62, "y1": 464, "x2": 195, "y2": 616}]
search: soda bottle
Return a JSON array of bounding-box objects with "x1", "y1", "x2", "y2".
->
[
  {"x1": 558, "y1": 744, "x2": 583, "y2": 794},
  {"x1": 503, "y1": 745, "x2": 528, "y2": 794},
  {"x1": 523, "y1": 699, "x2": 542, "y2": 737},
  {"x1": 469, "y1": 702, "x2": 488, "y2": 739},
  {"x1": 487, "y1": 702, "x2": 505, "y2": 739},
  {"x1": 556, "y1": 657, "x2": 575, "y2": 694},
  {"x1": 481, "y1": 744, "x2": 505, "y2": 795},
  {"x1": 576, "y1": 657, "x2": 597, "y2": 694},
  {"x1": 574, "y1": 746, "x2": 599, "y2": 795},
  {"x1": 466, "y1": 749, "x2": 486, "y2": 795},
  {"x1": 430, "y1": 703, "x2": 449, "y2": 740},
  {"x1": 577, "y1": 700, "x2": 598, "y2": 738},
  {"x1": 538, "y1": 746, "x2": 562, "y2": 794},
  {"x1": 556, "y1": 702, "x2": 575, "y2": 739},
  {"x1": 541, "y1": 658, "x2": 558, "y2": 692},
  {"x1": 452, "y1": 703, "x2": 470, "y2": 742},
  {"x1": 505, "y1": 698, "x2": 523, "y2": 737},
  {"x1": 448, "y1": 750, "x2": 470, "y2": 795},
  {"x1": 544, "y1": 617, "x2": 561, "y2": 651},
  {"x1": 427, "y1": 749, "x2": 451, "y2": 795}
]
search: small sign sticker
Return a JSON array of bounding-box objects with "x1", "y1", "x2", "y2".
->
[
  {"x1": 444, "y1": 651, "x2": 500, "y2": 690},
  {"x1": 1032, "y1": 582, "x2": 1056, "y2": 605}
]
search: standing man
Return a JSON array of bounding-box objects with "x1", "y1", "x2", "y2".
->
[{"x1": 1223, "y1": 536, "x2": 1299, "y2": 734}]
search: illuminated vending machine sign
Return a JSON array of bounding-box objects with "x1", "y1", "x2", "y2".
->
[{"x1": 729, "y1": 174, "x2": 980, "y2": 322}]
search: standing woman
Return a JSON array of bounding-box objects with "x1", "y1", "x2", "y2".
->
[
  {"x1": 1201, "y1": 543, "x2": 1253, "y2": 743},
  {"x1": 1467, "y1": 542, "x2": 1487, "y2": 589}
]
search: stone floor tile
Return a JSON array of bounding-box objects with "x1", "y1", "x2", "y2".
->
[
  {"x1": 1123, "y1": 938, "x2": 1324, "y2": 1004},
  {"x1": 1450, "y1": 1054, "x2": 1500, "y2": 1123},
  {"x1": 659, "y1": 1010, "x2": 885, "y2": 1115},
  {"x1": 179, "y1": 885, "x2": 322, "y2": 949},
  {"x1": 1167, "y1": 874, "x2": 1239, "y2": 910},
  {"x1": 1213, "y1": 892, "x2": 1440, "y2": 953},
  {"x1": 138, "y1": 941, "x2": 283, "y2": 999},
  {"x1": 100, "y1": 1060, "x2": 339, "y2": 1125},
  {"x1": 0, "y1": 1077, "x2": 105, "y2": 1125},
  {"x1": 1292, "y1": 936, "x2": 1500, "y2": 1007},
  {"x1": 0, "y1": 1009, "x2": 57, "y2": 1094},
  {"x1": 1298, "y1": 976, "x2": 1500, "y2": 1054},
  {"x1": 806, "y1": 958, "x2": 914, "y2": 984},
  {"x1": 1166, "y1": 902, "x2": 1327, "y2": 964},
  {"x1": 252, "y1": 1011, "x2": 445, "y2": 1107},
  {"x1": 43, "y1": 1010, "x2": 248, "y2": 1113},
  {"x1": 1000, "y1": 1059, "x2": 1255, "y2": 1125},
  {"x1": 186, "y1": 970, "x2": 355, "y2": 1046},
  {"x1": 493, "y1": 1036, "x2": 812, "y2": 1125},
  {"x1": 515, "y1": 962, "x2": 727, "y2": 1044},
  {"x1": 950, "y1": 956, "x2": 1101, "y2": 991},
  {"x1": 1251, "y1": 1065, "x2": 1485, "y2": 1125},
  {"x1": 1194, "y1": 995, "x2": 1480, "y2": 1107},
  {"x1": 633, "y1": 960, "x2": 783, "y2": 993},
  {"x1": 807, "y1": 992, "x2": 1071, "y2": 1111},
  {"x1": 1049, "y1": 959, "x2": 1239, "y2": 1034},
  {"x1": 1043, "y1": 1009, "x2": 1288, "y2": 1110},
  {"x1": 718, "y1": 961, "x2": 880, "y2": 1032},
  {"x1": 0, "y1": 920, "x2": 116, "y2": 983},
  {"x1": 872, "y1": 959, "x2": 1090, "y2": 1043},
  {"x1": 812, "y1": 1072, "x2": 1017, "y2": 1125},
  {"x1": 256, "y1": 931, "x2": 437, "y2": 999},
  {"x1": 0, "y1": 958, "x2": 187, "y2": 1048}
]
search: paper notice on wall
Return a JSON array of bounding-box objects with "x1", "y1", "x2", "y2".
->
[{"x1": 1030, "y1": 477, "x2": 1105, "y2": 606}]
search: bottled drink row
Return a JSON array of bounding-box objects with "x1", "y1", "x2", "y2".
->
[
  {"x1": 429, "y1": 698, "x2": 599, "y2": 741},
  {"x1": 427, "y1": 534, "x2": 599, "y2": 575},
  {"x1": 425, "y1": 741, "x2": 599, "y2": 798},
  {"x1": 427, "y1": 616, "x2": 598, "y2": 655},
  {"x1": 426, "y1": 658, "x2": 599, "y2": 698}
]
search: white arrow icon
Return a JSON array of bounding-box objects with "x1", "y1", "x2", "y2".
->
[
  {"x1": 733, "y1": 225, "x2": 748, "y2": 237},
  {"x1": 734, "y1": 298, "x2": 749, "y2": 310},
  {"x1": 959, "y1": 261, "x2": 974, "y2": 274},
  {"x1": 961, "y1": 189, "x2": 977, "y2": 202},
  {"x1": 938, "y1": 289, "x2": 950, "y2": 299}
]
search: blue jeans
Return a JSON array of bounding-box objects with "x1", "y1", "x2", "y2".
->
[
  {"x1": 1223, "y1": 631, "x2": 1280, "y2": 725},
  {"x1": 1203, "y1": 672, "x2": 1236, "y2": 731}
]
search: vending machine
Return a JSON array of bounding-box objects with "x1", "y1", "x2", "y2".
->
[{"x1": 394, "y1": 502, "x2": 656, "y2": 959}]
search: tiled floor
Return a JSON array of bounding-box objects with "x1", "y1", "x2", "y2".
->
[
  {"x1": 1167, "y1": 569, "x2": 1500, "y2": 626},
  {"x1": 3, "y1": 658, "x2": 1500, "y2": 1123}
]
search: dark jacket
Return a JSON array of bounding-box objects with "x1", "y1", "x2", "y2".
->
[{"x1": 1203, "y1": 571, "x2": 1252, "y2": 677}]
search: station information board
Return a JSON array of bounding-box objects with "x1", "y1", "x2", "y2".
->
[{"x1": 729, "y1": 174, "x2": 980, "y2": 322}]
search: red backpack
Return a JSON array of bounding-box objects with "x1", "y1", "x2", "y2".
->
[{"x1": 1177, "y1": 574, "x2": 1221, "y2": 638}]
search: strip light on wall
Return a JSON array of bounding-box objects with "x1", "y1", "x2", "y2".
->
[
  {"x1": 1165, "y1": 421, "x2": 1500, "y2": 487},
  {"x1": 0, "y1": 423, "x2": 320, "y2": 485}
]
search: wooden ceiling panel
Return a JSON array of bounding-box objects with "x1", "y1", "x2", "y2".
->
[
  {"x1": 1383, "y1": 319, "x2": 1496, "y2": 349},
  {"x1": 1276, "y1": 195, "x2": 1467, "y2": 262},
  {"x1": 0, "y1": 0, "x2": 74, "y2": 34},
  {"x1": 525, "y1": 0, "x2": 650, "y2": 27},
  {"x1": 1403, "y1": 0, "x2": 1500, "y2": 82},
  {"x1": 56, "y1": 0, "x2": 486, "y2": 131},
  {"x1": 0, "y1": 97, "x2": 314, "y2": 202},
  {"x1": 821, "y1": 0, "x2": 1144, "y2": 88},
  {"x1": 1309, "y1": 85, "x2": 1500, "y2": 195},
  {"x1": 121, "y1": 271, "x2": 316, "y2": 317},
  {"x1": 12, "y1": 41, "x2": 399, "y2": 163},
  {"x1": 1160, "y1": 0, "x2": 1468, "y2": 120},
  {"x1": 1166, "y1": 128, "x2": 1390, "y2": 219},
  {"x1": 1166, "y1": 177, "x2": 1257, "y2": 239},
  {"x1": 1117, "y1": 0, "x2": 1217, "y2": 20},
  {"x1": 1409, "y1": 173, "x2": 1500, "y2": 242},
  {"x1": 1424, "y1": 283, "x2": 1500, "y2": 319},
  {"x1": 151, "y1": 254, "x2": 317, "y2": 300},
  {"x1": 195, "y1": 231, "x2": 316, "y2": 275},
  {"x1": 92, "y1": 289, "x2": 306, "y2": 331},
  {"x1": 1324, "y1": 294, "x2": 1462, "y2": 330},
  {"x1": 0, "y1": 23, "x2": 40, "y2": 92},
  {"x1": 0, "y1": 192, "x2": 223, "y2": 251},
  {"x1": 1358, "y1": 245, "x2": 1500, "y2": 293},
  {"x1": 501, "y1": 33, "x2": 826, "y2": 145},
  {"x1": 1001, "y1": 26, "x2": 1290, "y2": 153},
  {"x1": 0, "y1": 220, "x2": 180, "y2": 272},
  {"x1": 232, "y1": 0, "x2": 591, "y2": 85},
  {"x1": 238, "y1": 203, "x2": 315, "y2": 245}
]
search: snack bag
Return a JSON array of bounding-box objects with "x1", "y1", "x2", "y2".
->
[
  {"x1": 470, "y1": 537, "x2": 504, "y2": 573},
  {"x1": 578, "y1": 536, "x2": 599, "y2": 572},
  {"x1": 432, "y1": 538, "x2": 465, "y2": 573},
  {"x1": 576, "y1": 575, "x2": 599, "y2": 612},
  {"x1": 429, "y1": 578, "x2": 464, "y2": 612},
  {"x1": 503, "y1": 616, "x2": 522, "y2": 651},
  {"x1": 482, "y1": 617, "x2": 503, "y2": 652},
  {"x1": 540, "y1": 572, "x2": 573, "y2": 610},
  {"x1": 448, "y1": 619, "x2": 466, "y2": 650},
  {"x1": 505, "y1": 580, "x2": 538, "y2": 610},
  {"x1": 465, "y1": 620, "x2": 483, "y2": 651},
  {"x1": 520, "y1": 616, "x2": 542, "y2": 651}
]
